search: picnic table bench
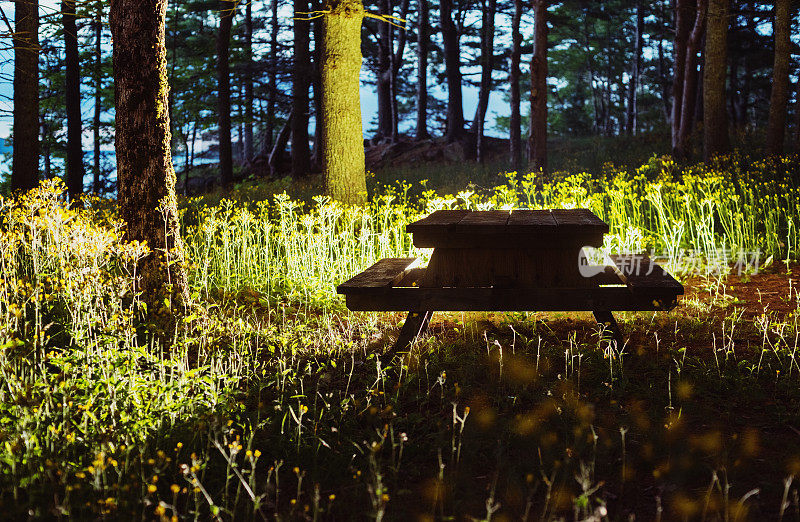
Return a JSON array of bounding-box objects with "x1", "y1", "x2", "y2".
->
[{"x1": 337, "y1": 209, "x2": 683, "y2": 352}]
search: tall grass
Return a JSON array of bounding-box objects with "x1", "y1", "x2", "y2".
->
[
  {"x1": 185, "y1": 153, "x2": 800, "y2": 299},
  {"x1": 0, "y1": 154, "x2": 799, "y2": 519}
]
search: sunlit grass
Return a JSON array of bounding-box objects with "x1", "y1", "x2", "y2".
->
[{"x1": 0, "y1": 153, "x2": 799, "y2": 519}]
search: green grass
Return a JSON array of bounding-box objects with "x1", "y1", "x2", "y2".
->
[{"x1": 1, "y1": 152, "x2": 800, "y2": 519}]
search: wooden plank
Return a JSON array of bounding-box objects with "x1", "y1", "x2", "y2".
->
[
  {"x1": 454, "y1": 210, "x2": 511, "y2": 234},
  {"x1": 610, "y1": 255, "x2": 683, "y2": 292},
  {"x1": 506, "y1": 209, "x2": 558, "y2": 231},
  {"x1": 344, "y1": 286, "x2": 680, "y2": 312},
  {"x1": 421, "y1": 247, "x2": 593, "y2": 288},
  {"x1": 337, "y1": 258, "x2": 419, "y2": 294},
  {"x1": 410, "y1": 232, "x2": 599, "y2": 249},
  {"x1": 551, "y1": 209, "x2": 609, "y2": 233},
  {"x1": 394, "y1": 267, "x2": 426, "y2": 287},
  {"x1": 406, "y1": 210, "x2": 469, "y2": 234},
  {"x1": 409, "y1": 209, "x2": 608, "y2": 248}
]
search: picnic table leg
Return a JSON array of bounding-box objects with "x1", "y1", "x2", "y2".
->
[
  {"x1": 390, "y1": 310, "x2": 433, "y2": 354},
  {"x1": 593, "y1": 311, "x2": 623, "y2": 348}
]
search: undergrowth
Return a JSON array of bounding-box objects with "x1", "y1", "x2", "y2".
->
[{"x1": 0, "y1": 153, "x2": 799, "y2": 520}]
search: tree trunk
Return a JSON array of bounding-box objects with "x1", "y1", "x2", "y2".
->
[
  {"x1": 183, "y1": 120, "x2": 190, "y2": 195},
  {"x1": 765, "y1": 0, "x2": 790, "y2": 155},
  {"x1": 321, "y1": 0, "x2": 367, "y2": 204},
  {"x1": 728, "y1": 53, "x2": 739, "y2": 130},
  {"x1": 415, "y1": 0, "x2": 430, "y2": 140},
  {"x1": 269, "y1": 111, "x2": 292, "y2": 176},
  {"x1": 237, "y1": 92, "x2": 245, "y2": 163},
  {"x1": 93, "y1": 5, "x2": 103, "y2": 193},
  {"x1": 243, "y1": 0, "x2": 254, "y2": 163},
  {"x1": 625, "y1": 0, "x2": 643, "y2": 136},
  {"x1": 441, "y1": 0, "x2": 464, "y2": 142},
  {"x1": 42, "y1": 118, "x2": 50, "y2": 179},
  {"x1": 312, "y1": 0, "x2": 324, "y2": 162},
  {"x1": 63, "y1": 0, "x2": 84, "y2": 201},
  {"x1": 671, "y1": 0, "x2": 694, "y2": 153},
  {"x1": 265, "y1": 0, "x2": 278, "y2": 150},
  {"x1": 376, "y1": 0, "x2": 393, "y2": 140},
  {"x1": 657, "y1": 36, "x2": 671, "y2": 123},
  {"x1": 508, "y1": 0, "x2": 522, "y2": 169},
  {"x1": 389, "y1": 0, "x2": 410, "y2": 143},
  {"x1": 794, "y1": 77, "x2": 800, "y2": 153},
  {"x1": 703, "y1": 0, "x2": 729, "y2": 161},
  {"x1": 292, "y1": 0, "x2": 312, "y2": 177},
  {"x1": 694, "y1": 56, "x2": 704, "y2": 124},
  {"x1": 471, "y1": 0, "x2": 496, "y2": 162},
  {"x1": 190, "y1": 119, "x2": 197, "y2": 170},
  {"x1": 109, "y1": 0, "x2": 189, "y2": 310},
  {"x1": 676, "y1": 0, "x2": 707, "y2": 158},
  {"x1": 217, "y1": 0, "x2": 234, "y2": 186},
  {"x1": 528, "y1": 0, "x2": 547, "y2": 172},
  {"x1": 12, "y1": 0, "x2": 39, "y2": 193}
]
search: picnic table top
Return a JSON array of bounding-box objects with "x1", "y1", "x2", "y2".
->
[{"x1": 406, "y1": 209, "x2": 609, "y2": 248}]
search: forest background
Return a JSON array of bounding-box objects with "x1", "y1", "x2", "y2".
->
[{"x1": 1, "y1": 0, "x2": 799, "y2": 195}]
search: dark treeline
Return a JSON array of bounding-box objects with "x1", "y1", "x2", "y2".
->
[{"x1": 5, "y1": 0, "x2": 800, "y2": 199}]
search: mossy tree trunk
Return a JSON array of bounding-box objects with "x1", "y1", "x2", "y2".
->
[
  {"x1": 321, "y1": 0, "x2": 367, "y2": 205},
  {"x1": 703, "y1": 0, "x2": 730, "y2": 161},
  {"x1": 12, "y1": 0, "x2": 39, "y2": 193},
  {"x1": 110, "y1": 0, "x2": 189, "y2": 314}
]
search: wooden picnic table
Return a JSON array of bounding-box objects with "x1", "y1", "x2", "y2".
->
[{"x1": 337, "y1": 209, "x2": 683, "y2": 352}]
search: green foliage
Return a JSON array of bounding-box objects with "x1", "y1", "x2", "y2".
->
[{"x1": 2, "y1": 156, "x2": 800, "y2": 518}]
